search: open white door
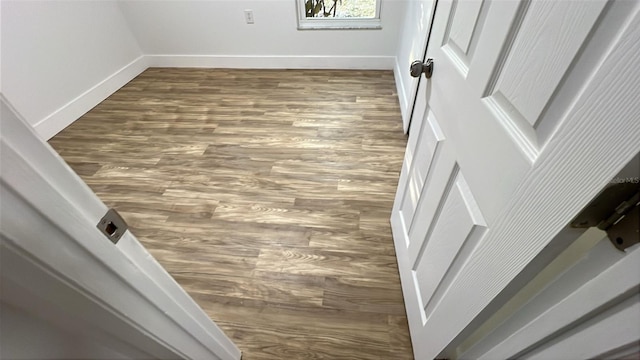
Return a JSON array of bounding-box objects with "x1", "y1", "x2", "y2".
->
[
  {"x1": 391, "y1": 0, "x2": 640, "y2": 358},
  {"x1": 0, "y1": 95, "x2": 241, "y2": 359}
]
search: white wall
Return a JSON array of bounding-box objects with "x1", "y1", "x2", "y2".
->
[
  {"x1": 0, "y1": 301, "x2": 131, "y2": 360},
  {"x1": 118, "y1": 0, "x2": 406, "y2": 68},
  {"x1": 393, "y1": 0, "x2": 435, "y2": 132},
  {"x1": 1, "y1": 0, "x2": 410, "y2": 139},
  {"x1": 0, "y1": 0, "x2": 145, "y2": 139}
]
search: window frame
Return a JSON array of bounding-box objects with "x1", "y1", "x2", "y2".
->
[{"x1": 296, "y1": 0, "x2": 382, "y2": 30}]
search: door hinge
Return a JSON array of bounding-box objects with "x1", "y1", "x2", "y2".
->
[
  {"x1": 97, "y1": 208, "x2": 128, "y2": 244},
  {"x1": 571, "y1": 182, "x2": 640, "y2": 251}
]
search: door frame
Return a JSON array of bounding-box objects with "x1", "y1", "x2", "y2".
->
[
  {"x1": 0, "y1": 95, "x2": 241, "y2": 359},
  {"x1": 405, "y1": 0, "x2": 438, "y2": 134}
]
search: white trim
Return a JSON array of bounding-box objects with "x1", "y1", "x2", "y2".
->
[
  {"x1": 526, "y1": 297, "x2": 640, "y2": 360},
  {"x1": 467, "y1": 240, "x2": 640, "y2": 359},
  {"x1": 33, "y1": 55, "x2": 148, "y2": 141},
  {"x1": 393, "y1": 56, "x2": 410, "y2": 128},
  {"x1": 32, "y1": 54, "x2": 396, "y2": 140},
  {"x1": 146, "y1": 54, "x2": 395, "y2": 70},
  {"x1": 297, "y1": 19, "x2": 382, "y2": 30}
]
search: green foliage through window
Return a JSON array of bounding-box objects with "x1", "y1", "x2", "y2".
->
[
  {"x1": 305, "y1": 0, "x2": 340, "y2": 17},
  {"x1": 304, "y1": 0, "x2": 376, "y2": 18}
]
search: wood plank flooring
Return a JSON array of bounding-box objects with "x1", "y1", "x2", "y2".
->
[{"x1": 49, "y1": 68, "x2": 411, "y2": 359}]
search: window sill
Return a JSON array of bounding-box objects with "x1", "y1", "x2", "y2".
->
[{"x1": 297, "y1": 19, "x2": 382, "y2": 30}]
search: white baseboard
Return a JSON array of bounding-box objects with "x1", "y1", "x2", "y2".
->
[
  {"x1": 33, "y1": 54, "x2": 397, "y2": 140},
  {"x1": 34, "y1": 56, "x2": 149, "y2": 140},
  {"x1": 394, "y1": 57, "x2": 410, "y2": 134},
  {"x1": 146, "y1": 55, "x2": 395, "y2": 70}
]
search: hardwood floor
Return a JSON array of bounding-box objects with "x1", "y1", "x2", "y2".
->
[{"x1": 49, "y1": 68, "x2": 411, "y2": 359}]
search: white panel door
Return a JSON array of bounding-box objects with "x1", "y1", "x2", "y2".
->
[
  {"x1": 0, "y1": 96, "x2": 241, "y2": 359},
  {"x1": 391, "y1": 1, "x2": 640, "y2": 359}
]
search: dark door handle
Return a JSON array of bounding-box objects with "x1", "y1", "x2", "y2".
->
[{"x1": 410, "y1": 59, "x2": 434, "y2": 79}]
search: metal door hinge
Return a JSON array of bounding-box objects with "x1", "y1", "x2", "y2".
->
[
  {"x1": 97, "y1": 208, "x2": 128, "y2": 244},
  {"x1": 571, "y1": 182, "x2": 640, "y2": 251}
]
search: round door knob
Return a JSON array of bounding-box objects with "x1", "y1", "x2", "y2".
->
[{"x1": 410, "y1": 59, "x2": 434, "y2": 79}]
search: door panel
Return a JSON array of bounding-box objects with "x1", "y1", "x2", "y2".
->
[
  {"x1": 406, "y1": 148, "x2": 456, "y2": 252},
  {"x1": 488, "y1": 1, "x2": 606, "y2": 128},
  {"x1": 392, "y1": 0, "x2": 640, "y2": 358},
  {"x1": 398, "y1": 110, "x2": 444, "y2": 241},
  {"x1": 429, "y1": 1, "x2": 532, "y2": 223},
  {"x1": 477, "y1": 0, "x2": 608, "y2": 151},
  {"x1": 413, "y1": 171, "x2": 486, "y2": 322},
  {"x1": 442, "y1": 0, "x2": 486, "y2": 74},
  {"x1": 447, "y1": 0, "x2": 483, "y2": 55}
]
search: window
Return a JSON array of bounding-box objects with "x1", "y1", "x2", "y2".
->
[{"x1": 297, "y1": 0, "x2": 382, "y2": 30}]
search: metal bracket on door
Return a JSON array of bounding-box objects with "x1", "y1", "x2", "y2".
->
[
  {"x1": 571, "y1": 182, "x2": 640, "y2": 251},
  {"x1": 97, "y1": 208, "x2": 129, "y2": 244}
]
